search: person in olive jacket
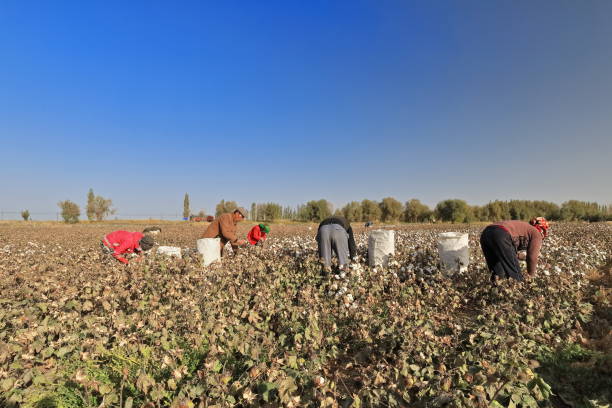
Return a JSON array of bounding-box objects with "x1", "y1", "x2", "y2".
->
[
  {"x1": 202, "y1": 207, "x2": 248, "y2": 256},
  {"x1": 316, "y1": 216, "x2": 357, "y2": 271}
]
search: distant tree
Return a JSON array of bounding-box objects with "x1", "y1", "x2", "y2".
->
[
  {"x1": 298, "y1": 200, "x2": 332, "y2": 222},
  {"x1": 435, "y1": 199, "x2": 472, "y2": 223},
  {"x1": 197, "y1": 210, "x2": 206, "y2": 218},
  {"x1": 403, "y1": 199, "x2": 431, "y2": 222},
  {"x1": 360, "y1": 199, "x2": 382, "y2": 222},
  {"x1": 92, "y1": 196, "x2": 115, "y2": 221},
  {"x1": 183, "y1": 193, "x2": 190, "y2": 219},
  {"x1": 470, "y1": 205, "x2": 489, "y2": 222},
  {"x1": 560, "y1": 200, "x2": 605, "y2": 221},
  {"x1": 58, "y1": 200, "x2": 80, "y2": 224},
  {"x1": 282, "y1": 206, "x2": 296, "y2": 220},
  {"x1": 86, "y1": 188, "x2": 95, "y2": 221},
  {"x1": 482, "y1": 200, "x2": 511, "y2": 221},
  {"x1": 215, "y1": 200, "x2": 238, "y2": 216},
  {"x1": 259, "y1": 203, "x2": 282, "y2": 221},
  {"x1": 379, "y1": 197, "x2": 403, "y2": 222},
  {"x1": 341, "y1": 201, "x2": 363, "y2": 222},
  {"x1": 21, "y1": 209, "x2": 30, "y2": 221},
  {"x1": 251, "y1": 203, "x2": 257, "y2": 220},
  {"x1": 532, "y1": 200, "x2": 561, "y2": 220}
]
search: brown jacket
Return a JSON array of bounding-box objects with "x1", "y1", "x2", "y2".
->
[
  {"x1": 494, "y1": 220, "x2": 543, "y2": 275},
  {"x1": 202, "y1": 213, "x2": 238, "y2": 244}
]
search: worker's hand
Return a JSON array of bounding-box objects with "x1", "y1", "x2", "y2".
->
[
  {"x1": 517, "y1": 251, "x2": 527, "y2": 261},
  {"x1": 237, "y1": 239, "x2": 247, "y2": 246},
  {"x1": 132, "y1": 255, "x2": 144, "y2": 263}
]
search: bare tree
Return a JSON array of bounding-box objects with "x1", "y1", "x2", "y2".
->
[
  {"x1": 58, "y1": 200, "x2": 80, "y2": 223},
  {"x1": 93, "y1": 196, "x2": 115, "y2": 221}
]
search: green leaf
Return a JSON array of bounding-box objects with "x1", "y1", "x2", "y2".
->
[
  {"x1": 99, "y1": 384, "x2": 112, "y2": 394},
  {"x1": 258, "y1": 382, "x2": 277, "y2": 402},
  {"x1": 33, "y1": 375, "x2": 48, "y2": 385},
  {"x1": 287, "y1": 355, "x2": 298, "y2": 369},
  {"x1": 1, "y1": 377, "x2": 15, "y2": 392},
  {"x1": 55, "y1": 346, "x2": 72, "y2": 358}
]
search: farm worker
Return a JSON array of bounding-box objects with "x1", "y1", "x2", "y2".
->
[
  {"x1": 101, "y1": 229, "x2": 157, "y2": 264},
  {"x1": 316, "y1": 216, "x2": 357, "y2": 272},
  {"x1": 202, "y1": 207, "x2": 248, "y2": 256},
  {"x1": 247, "y1": 223, "x2": 270, "y2": 246},
  {"x1": 480, "y1": 217, "x2": 550, "y2": 284}
]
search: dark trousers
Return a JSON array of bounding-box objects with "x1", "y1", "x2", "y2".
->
[{"x1": 480, "y1": 226, "x2": 522, "y2": 283}]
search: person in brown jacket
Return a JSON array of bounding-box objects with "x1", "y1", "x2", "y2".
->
[
  {"x1": 202, "y1": 207, "x2": 248, "y2": 256},
  {"x1": 480, "y1": 217, "x2": 550, "y2": 285}
]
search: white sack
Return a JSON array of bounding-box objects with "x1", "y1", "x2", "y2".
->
[
  {"x1": 156, "y1": 246, "x2": 182, "y2": 257},
  {"x1": 197, "y1": 238, "x2": 221, "y2": 267},
  {"x1": 368, "y1": 230, "x2": 395, "y2": 267},
  {"x1": 437, "y1": 232, "x2": 469, "y2": 273}
]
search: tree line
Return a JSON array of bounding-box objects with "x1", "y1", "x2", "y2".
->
[
  {"x1": 250, "y1": 198, "x2": 612, "y2": 223},
  {"x1": 48, "y1": 192, "x2": 611, "y2": 223}
]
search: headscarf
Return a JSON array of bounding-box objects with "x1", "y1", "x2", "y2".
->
[
  {"x1": 529, "y1": 217, "x2": 550, "y2": 237},
  {"x1": 259, "y1": 224, "x2": 270, "y2": 234}
]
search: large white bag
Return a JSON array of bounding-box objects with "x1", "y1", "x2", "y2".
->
[
  {"x1": 368, "y1": 230, "x2": 395, "y2": 267},
  {"x1": 437, "y1": 232, "x2": 469, "y2": 273},
  {"x1": 197, "y1": 238, "x2": 221, "y2": 266},
  {"x1": 156, "y1": 246, "x2": 182, "y2": 257}
]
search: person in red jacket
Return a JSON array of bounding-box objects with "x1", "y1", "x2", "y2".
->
[
  {"x1": 247, "y1": 224, "x2": 270, "y2": 246},
  {"x1": 101, "y1": 229, "x2": 157, "y2": 264}
]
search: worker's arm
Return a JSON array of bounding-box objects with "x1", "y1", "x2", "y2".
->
[
  {"x1": 112, "y1": 241, "x2": 131, "y2": 264},
  {"x1": 219, "y1": 214, "x2": 238, "y2": 243},
  {"x1": 347, "y1": 227, "x2": 357, "y2": 259},
  {"x1": 253, "y1": 228, "x2": 262, "y2": 242},
  {"x1": 526, "y1": 234, "x2": 543, "y2": 276}
]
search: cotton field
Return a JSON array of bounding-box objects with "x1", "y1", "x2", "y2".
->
[{"x1": 0, "y1": 222, "x2": 610, "y2": 407}]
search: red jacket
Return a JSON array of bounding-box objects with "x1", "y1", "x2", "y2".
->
[
  {"x1": 247, "y1": 225, "x2": 267, "y2": 245},
  {"x1": 103, "y1": 231, "x2": 144, "y2": 264}
]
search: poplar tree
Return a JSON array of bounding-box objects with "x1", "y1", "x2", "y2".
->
[
  {"x1": 183, "y1": 193, "x2": 190, "y2": 219},
  {"x1": 86, "y1": 188, "x2": 95, "y2": 221}
]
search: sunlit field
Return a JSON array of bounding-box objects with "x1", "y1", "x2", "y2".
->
[{"x1": 1, "y1": 222, "x2": 610, "y2": 407}]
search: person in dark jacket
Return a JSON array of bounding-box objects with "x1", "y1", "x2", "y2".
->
[
  {"x1": 316, "y1": 216, "x2": 357, "y2": 272},
  {"x1": 480, "y1": 217, "x2": 549, "y2": 285}
]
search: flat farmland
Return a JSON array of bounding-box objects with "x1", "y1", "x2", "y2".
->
[{"x1": 0, "y1": 222, "x2": 610, "y2": 407}]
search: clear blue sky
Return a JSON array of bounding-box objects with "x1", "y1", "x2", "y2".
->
[{"x1": 1, "y1": 1, "x2": 611, "y2": 219}]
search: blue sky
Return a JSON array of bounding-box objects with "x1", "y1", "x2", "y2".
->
[{"x1": 1, "y1": 1, "x2": 611, "y2": 219}]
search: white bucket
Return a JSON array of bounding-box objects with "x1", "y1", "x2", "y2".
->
[
  {"x1": 197, "y1": 238, "x2": 221, "y2": 266},
  {"x1": 368, "y1": 230, "x2": 395, "y2": 267},
  {"x1": 156, "y1": 246, "x2": 182, "y2": 257},
  {"x1": 437, "y1": 232, "x2": 469, "y2": 273}
]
